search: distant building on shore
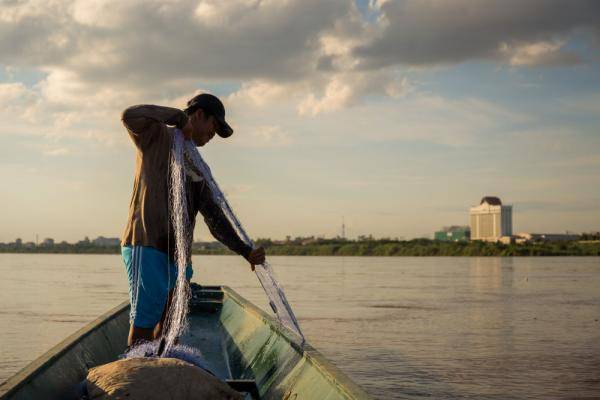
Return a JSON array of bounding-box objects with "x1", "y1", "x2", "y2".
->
[
  {"x1": 515, "y1": 232, "x2": 579, "y2": 243},
  {"x1": 41, "y1": 238, "x2": 55, "y2": 247},
  {"x1": 434, "y1": 226, "x2": 471, "y2": 241},
  {"x1": 469, "y1": 196, "x2": 513, "y2": 242},
  {"x1": 92, "y1": 236, "x2": 120, "y2": 247}
]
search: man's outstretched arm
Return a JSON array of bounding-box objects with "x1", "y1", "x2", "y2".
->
[{"x1": 194, "y1": 182, "x2": 266, "y2": 270}]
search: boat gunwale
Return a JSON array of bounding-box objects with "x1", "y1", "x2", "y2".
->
[
  {"x1": 221, "y1": 286, "x2": 372, "y2": 399},
  {"x1": 0, "y1": 300, "x2": 129, "y2": 398}
]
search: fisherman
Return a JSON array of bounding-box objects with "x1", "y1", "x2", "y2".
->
[{"x1": 120, "y1": 93, "x2": 266, "y2": 346}]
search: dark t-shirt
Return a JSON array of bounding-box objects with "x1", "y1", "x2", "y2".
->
[{"x1": 120, "y1": 104, "x2": 251, "y2": 260}]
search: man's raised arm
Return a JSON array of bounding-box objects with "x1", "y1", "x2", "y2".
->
[{"x1": 121, "y1": 105, "x2": 189, "y2": 148}]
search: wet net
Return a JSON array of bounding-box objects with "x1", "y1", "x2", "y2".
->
[
  {"x1": 163, "y1": 131, "x2": 192, "y2": 355},
  {"x1": 166, "y1": 128, "x2": 305, "y2": 345}
]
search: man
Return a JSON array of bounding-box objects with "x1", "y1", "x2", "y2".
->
[{"x1": 121, "y1": 93, "x2": 266, "y2": 346}]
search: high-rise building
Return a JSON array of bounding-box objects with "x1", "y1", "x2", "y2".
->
[{"x1": 469, "y1": 196, "x2": 512, "y2": 241}]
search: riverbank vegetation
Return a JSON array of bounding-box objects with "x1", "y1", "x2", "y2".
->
[
  {"x1": 252, "y1": 237, "x2": 600, "y2": 256},
  {"x1": 1, "y1": 237, "x2": 599, "y2": 256}
]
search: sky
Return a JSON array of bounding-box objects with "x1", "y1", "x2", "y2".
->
[{"x1": 0, "y1": 0, "x2": 599, "y2": 243}]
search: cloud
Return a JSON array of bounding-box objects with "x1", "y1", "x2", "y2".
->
[
  {"x1": 230, "y1": 124, "x2": 292, "y2": 148},
  {"x1": 1, "y1": 0, "x2": 597, "y2": 98},
  {"x1": 297, "y1": 70, "x2": 409, "y2": 116},
  {"x1": 227, "y1": 69, "x2": 410, "y2": 118},
  {"x1": 0, "y1": 69, "x2": 132, "y2": 144},
  {"x1": 0, "y1": 0, "x2": 358, "y2": 85},
  {"x1": 235, "y1": 90, "x2": 529, "y2": 148},
  {"x1": 355, "y1": 0, "x2": 600, "y2": 68},
  {"x1": 498, "y1": 40, "x2": 582, "y2": 67},
  {"x1": 0, "y1": 0, "x2": 597, "y2": 149},
  {"x1": 0, "y1": 0, "x2": 371, "y2": 142},
  {"x1": 42, "y1": 147, "x2": 71, "y2": 156},
  {"x1": 0, "y1": 82, "x2": 38, "y2": 111},
  {"x1": 322, "y1": 93, "x2": 529, "y2": 146},
  {"x1": 227, "y1": 80, "x2": 291, "y2": 108}
]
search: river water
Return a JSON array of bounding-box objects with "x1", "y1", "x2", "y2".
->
[{"x1": 0, "y1": 255, "x2": 598, "y2": 399}]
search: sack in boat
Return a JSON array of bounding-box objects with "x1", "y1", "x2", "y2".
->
[{"x1": 85, "y1": 357, "x2": 242, "y2": 400}]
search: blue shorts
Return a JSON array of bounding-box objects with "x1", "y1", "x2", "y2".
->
[{"x1": 121, "y1": 245, "x2": 193, "y2": 329}]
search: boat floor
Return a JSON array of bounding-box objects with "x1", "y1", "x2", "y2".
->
[{"x1": 180, "y1": 312, "x2": 232, "y2": 380}]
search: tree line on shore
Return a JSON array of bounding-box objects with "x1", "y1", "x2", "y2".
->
[
  {"x1": 1, "y1": 236, "x2": 599, "y2": 256},
  {"x1": 252, "y1": 237, "x2": 600, "y2": 256}
]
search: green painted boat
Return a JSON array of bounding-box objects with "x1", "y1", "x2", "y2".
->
[{"x1": 0, "y1": 285, "x2": 371, "y2": 400}]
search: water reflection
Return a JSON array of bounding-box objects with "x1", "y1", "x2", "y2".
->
[
  {"x1": 469, "y1": 257, "x2": 516, "y2": 291},
  {"x1": 1, "y1": 255, "x2": 599, "y2": 399}
]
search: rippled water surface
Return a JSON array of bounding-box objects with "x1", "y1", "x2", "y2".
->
[{"x1": 1, "y1": 255, "x2": 599, "y2": 399}]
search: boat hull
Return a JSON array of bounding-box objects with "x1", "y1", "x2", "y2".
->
[{"x1": 0, "y1": 285, "x2": 371, "y2": 399}]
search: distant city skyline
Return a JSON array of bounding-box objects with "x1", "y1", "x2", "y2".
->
[
  {"x1": 1, "y1": 1, "x2": 599, "y2": 243},
  {"x1": 2, "y1": 220, "x2": 597, "y2": 246}
]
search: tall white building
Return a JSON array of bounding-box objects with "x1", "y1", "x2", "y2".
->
[{"x1": 469, "y1": 196, "x2": 513, "y2": 241}]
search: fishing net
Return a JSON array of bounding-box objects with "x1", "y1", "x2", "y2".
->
[
  {"x1": 124, "y1": 340, "x2": 212, "y2": 373},
  {"x1": 163, "y1": 131, "x2": 192, "y2": 354},
  {"x1": 165, "y1": 128, "x2": 305, "y2": 346}
]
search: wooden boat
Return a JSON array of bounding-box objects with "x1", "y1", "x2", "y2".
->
[{"x1": 0, "y1": 284, "x2": 371, "y2": 399}]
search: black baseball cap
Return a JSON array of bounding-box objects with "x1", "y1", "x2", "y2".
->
[{"x1": 184, "y1": 93, "x2": 233, "y2": 138}]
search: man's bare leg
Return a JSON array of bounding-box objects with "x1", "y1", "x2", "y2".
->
[
  {"x1": 153, "y1": 288, "x2": 175, "y2": 339},
  {"x1": 127, "y1": 288, "x2": 176, "y2": 347},
  {"x1": 128, "y1": 326, "x2": 154, "y2": 347}
]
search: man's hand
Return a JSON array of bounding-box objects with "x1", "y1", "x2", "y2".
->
[
  {"x1": 247, "y1": 247, "x2": 266, "y2": 272},
  {"x1": 182, "y1": 119, "x2": 193, "y2": 140}
]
